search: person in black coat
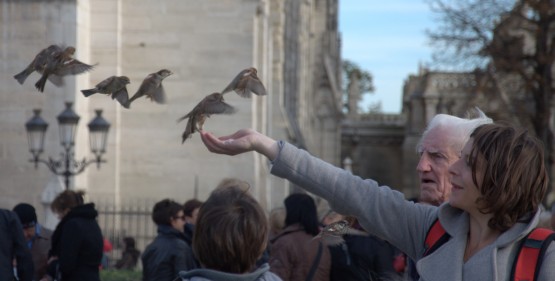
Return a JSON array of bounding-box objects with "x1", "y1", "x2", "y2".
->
[
  {"x1": 115, "y1": 236, "x2": 140, "y2": 270},
  {"x1": 328, "y1": 217, "x2": 399, "y2": 281},
  {"x1": 47, "y1": 190, "x2": 103, "y2": 281},
  {"x1": 0, "y1": 209, "x2": 34, "y2": 281},
  {"x1": 142, "y1": 199, "x2": 197, "y2": 281}
]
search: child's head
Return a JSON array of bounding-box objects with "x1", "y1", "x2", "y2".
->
[{"x1": 193, "y1": 179, "x2": 269, "y2": 273}]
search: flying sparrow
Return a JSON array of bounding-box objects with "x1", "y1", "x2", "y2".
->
[
  {"x1": 221, "y1": 67, "x2": 267, "y2": 98},
  {"x1": 177, "y1": 92, "x2": 236, "y2": 143},
  {"x1": 14, "y1": 45, "x2": 65, "y2": 87},
  {"x1": 34, "y1": 46, "x2": 95, "y2": 92},
  {"x1": 125, "y1": 69, "x2": 173, "y2": 108},
  {"x1": 81, "y1": 76, "x2": 131, "y2": 108}
]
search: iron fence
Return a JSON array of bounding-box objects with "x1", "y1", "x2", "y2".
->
[{"x1": 95, "y1": 199, "x2": 157, "y2": 268}]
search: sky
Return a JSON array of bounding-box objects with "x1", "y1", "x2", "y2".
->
[{"x1": 339, "y1": 1, "x2": 436, "y2": 113}]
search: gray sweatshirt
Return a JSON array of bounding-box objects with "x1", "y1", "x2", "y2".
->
[
  {"x1": 179, "y1": 263, "x2": 282, "y2": 281},
  {"x1": 270, "y1": 141, "x2": 555, "y2": 281}
]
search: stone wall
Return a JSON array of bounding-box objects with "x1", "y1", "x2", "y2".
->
[{"x1": 0, "y1": 0, "x2": 342, "y2": 215}]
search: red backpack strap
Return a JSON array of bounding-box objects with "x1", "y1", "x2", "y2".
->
[
  {"x1": 511, "y1": 228, "x2": 555, "y2": 281},
  {"x1": 424, "y1": 218, "x2": 451, "y2": 256}
]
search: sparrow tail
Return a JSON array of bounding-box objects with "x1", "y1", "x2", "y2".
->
[
  {"x1": 81, "y1": 89, "x2": 97, "y2": 97},
  {"x1": 14, "y1": 69, "x2": 32, "y2": 85}
]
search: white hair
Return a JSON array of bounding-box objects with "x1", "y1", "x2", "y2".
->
[{"x1": 417, "y1": 107, "x2": 493, "y2": 152}]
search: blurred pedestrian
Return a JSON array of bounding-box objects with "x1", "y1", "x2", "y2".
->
[
  {"x1": 115, "y1": 237, "x2": 140, "y2": 270},
  {"x1": 47, "y1": 190, "x2": 103, "y2": 281},
  {"x1": 0, "y1": 208, "x2": 33, "y2": 281},
  {"x1": 100, "y1": 237, "x2": 113, "y2": 269},
  {"x1": 13, "y1": 202, "x2": 52, "y2": 280},
  {"x1": 268, "y1": 207, "x2": 286, "y2": 240},
  {"x1": 182, "y1": 199, "x2": 203, "y2": 247},
  {"x1": 142, "y1": 199, "x2": 197, "y2": 280},
  {"x1": 270, "y1": 193, "x2": 331, "y2": 281},
  {"x1": 179, "y1": 178, "x2": 281, "y2": 281},
  {"x1": 327, "y1": 216, "x2": 398, "y2": 281}
]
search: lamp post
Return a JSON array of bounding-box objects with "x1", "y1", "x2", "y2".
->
[{"x1": 25, "y1": 102, "x2": 111, "y2": 189}]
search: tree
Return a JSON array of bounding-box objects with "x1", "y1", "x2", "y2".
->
[
  {"x1": 427, "y1": 0, "x2": 555, "y2": 195},
  {"x1": 342, "y1": 60, "x2": 376, "y2": 114}
]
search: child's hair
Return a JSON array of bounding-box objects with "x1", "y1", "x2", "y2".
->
[{"x1": 193, "y1": 179, "x2": 268, "y2": 273}]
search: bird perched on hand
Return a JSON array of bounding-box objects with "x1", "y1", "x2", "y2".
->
[
  {"x1": 124, "y1": 69, "x2": 173, "y2": 108},
  {"x1": 177, "y1": 92, "x2": 236, "y2": 143},
  {"x1": 81, "y1": 76, "x2": 131, "y2": 108},
  {"x1": 221, "y1": 67, "x2": 267, "y2": 98},
  {"x1": 34, "y1": 46, "x2": 95, "y2": 92},
  {"x1": 14, "y1": 45, "x2": 65, "y2": 86}
]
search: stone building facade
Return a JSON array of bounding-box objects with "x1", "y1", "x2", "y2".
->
[
  {"x1": 0, "y1": 0, "x2": 342, "y2": 223},
  {"x1": 342, "y1": 65, "x2": 550, "y2": 199}
]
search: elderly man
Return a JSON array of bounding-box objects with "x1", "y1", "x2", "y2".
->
[
  {"x1": 416, "y1": 109, "x2": 492, "y2": 206},
  {"x1": 403, "y1": 109, "x2": 492, "y2": 280}
]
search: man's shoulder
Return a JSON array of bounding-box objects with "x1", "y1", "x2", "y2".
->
[{"x1": 40, "y1": 225, "x2": 54, "y2": 238}]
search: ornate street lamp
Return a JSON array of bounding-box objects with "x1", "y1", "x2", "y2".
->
[{"x1": 25, "y1": 102, "x2": 110, "y2": 189}]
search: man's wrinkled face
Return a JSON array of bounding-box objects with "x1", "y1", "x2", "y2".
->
[{"x1": 416, "y1": 127, "x2": 460, "y2": 206}]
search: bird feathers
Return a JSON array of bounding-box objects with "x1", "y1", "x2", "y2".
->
[
  {"x1": 222, "y1": 67, "x2": 267, "y2": 98},
  {"x1": 178, "y1": 93, "x2": 236, "y2": 143}
]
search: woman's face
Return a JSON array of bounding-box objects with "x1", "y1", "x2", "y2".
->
[
  {"x1": 170, "y1": 210, "x2": 186, "y2": 232},
  {"x1": 448, "y1": 138, "x2": 483, "y2": 213}
]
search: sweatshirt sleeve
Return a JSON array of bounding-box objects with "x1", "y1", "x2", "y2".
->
[{"x1": 270, "y1": 141, "x2": 438, "y2": 258}]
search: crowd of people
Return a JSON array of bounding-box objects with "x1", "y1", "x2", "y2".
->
[{"x1": 2, "y1": 108, "x2": 555, "y2": 281}]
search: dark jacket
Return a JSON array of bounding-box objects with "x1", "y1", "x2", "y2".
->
[
  {"x1": 328, "y1": 228, "x2": 397, "y2": 281},
  {"x1": 115, "y1": 248, "x2": 141, "y2": 270},
  {"x1": 183, "y1": 223, "x2": 194, "y2": 247},
  {"x1": 31, "y1": 224, "x2": 53, "y2": 280},
  {"x1": 142, "y1": 225, "x2": 197, "y2": 281},
  {"x1": 269, "y1": 224, "x2": 331, "y2": 281},
  {"x1": 48, "y1": 203, "x2": 104, "y2": 281},
  {"x1": 0, "y1": 209, "x2": 33, "y2": 281}
]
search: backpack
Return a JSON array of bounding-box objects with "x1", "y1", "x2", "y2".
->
[{"x1": 423, "y1": 219, "x2": 555, "y2": 281}]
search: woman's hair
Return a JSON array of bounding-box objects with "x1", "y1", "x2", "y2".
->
[
  {"x1": 151, "y1": 199, "x2": 183, "y2": 226},
  {"x1": 193, "y1": 179, "x2": 268, "y2": 273},
  {"x1": 51, "y1": 190, "x2": 85, "y2": 214},
  {"x1": 284, "y1": 193, "x2": 320, "y2": 236},
  {"x1": 470, "y1": 123, "x2": 548, "y2": 231}
]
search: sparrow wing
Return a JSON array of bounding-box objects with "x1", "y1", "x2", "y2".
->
[
  {"x1": 204, "y1": 100, "x2": 236, "y2": 115},
  {"x1": 110, "y1": 77, "x2": 130, "y2": 92},
  {"x1": 112, "y1": 87, "x2": 129, "y2": 107},
  {"x1": 245, "y1": 77, "x2": 267, "y2": 96},
  {"x1": 95, "y1": 76, "x2": 117, "y2": 92},
  {"x1": 47, "y1": 74, "x2": 65, "y2": 87},
  {"x1": 55, "y1": 59, "x2": 95, "y2": 76},
  {"x1": 149, "y1": 84, "x2": 166, "y2": 104},
  {"x1": 222, "y1": 69, "x2": 249, "y2": 94},
  {"x1": 177, "y1": 107, "x2": 196, "y2": 123}
]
